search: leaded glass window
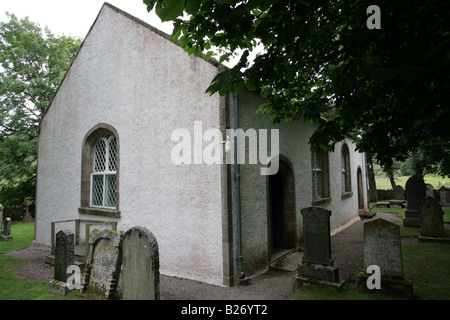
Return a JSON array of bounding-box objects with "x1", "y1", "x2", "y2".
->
[{"x1": 91, "y1": 135, "x2": 117, "y2": 208}]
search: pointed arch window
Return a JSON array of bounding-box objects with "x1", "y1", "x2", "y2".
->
[{"x1": 341, "y1": 144, "x2": 352, "y2": 195}]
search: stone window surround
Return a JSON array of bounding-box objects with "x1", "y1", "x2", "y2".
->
[{"x1": 79, "y1": 123, "x2": 120, "y2": 218}]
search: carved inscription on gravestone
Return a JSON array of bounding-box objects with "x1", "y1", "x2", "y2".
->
[{"x1": 301, "y1": 207, "x2": 333, "y2": 266}]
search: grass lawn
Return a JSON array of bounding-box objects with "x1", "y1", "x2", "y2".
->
[
  {"x1": 375, "y1": 174, "x2": 450, "y2": 190},
  {"x1": 369, "y1": 202, "x2": 450, "y2": 222},
  {"x1": 0, "y1": 221, "x2": 83, "y2": 300}
]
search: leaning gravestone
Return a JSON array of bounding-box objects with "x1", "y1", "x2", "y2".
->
[
  {"x1": 418, "y1": 197, "x2": 449, "y2": 243},
  {"x1": 297, "y1": 207, "x2": 341, "y2": 286},
  {"x1": 81, "y1": 229, "x2": 123, "y2": 299},
  {"x1": 122, "y1": 226, "x2": 160, "y2": 300},
  {"x1": 404, "y1": 175, "x2": 426, "y2": 227},
  {"x1": 358, "y1": 218, "x2": 413, "y2": 298},
  {"x1": 48, "y1": 230, "x2": 74, "y2": 296}
]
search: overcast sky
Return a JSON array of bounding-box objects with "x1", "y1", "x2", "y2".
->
[{"x1": 0, "y1": 0, "x2": 173, "y2": 38}]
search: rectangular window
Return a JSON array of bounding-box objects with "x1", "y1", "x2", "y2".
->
[{"x1": 312, "y1": 152, "x2": 330, "y2": 200}]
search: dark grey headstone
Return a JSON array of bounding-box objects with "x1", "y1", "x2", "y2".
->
[
  {"x1": 405, "y1": 175, "x2": 426, "y2": 211},
  {"x1": 122, "y1": 226, "x2": 160, "y2": 300},
  {"x1": 301, "y1": 207, "x2": 333, "y2": 266},
  {"x1": 81, "y1": 229, "x2": 122, "y2": 299},
  {"x1": 54, "y1": 230, "x2": 74, "y2": 282},
  {"x1": 298, "y1": 207, "x2": 339, "y2": 282},
  {"x1": 420, "y1": 197, "x2": 446, "y2": 238},
  {"x1": 364, "y1": 218, "x2": 404, "y2": 279}
]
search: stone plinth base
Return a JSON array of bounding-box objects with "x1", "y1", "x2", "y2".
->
[
  {"x1": 418, "y1": 236, "x2": 450, "y2": 244},
  {"x1": 48, "y1": 280, "x2": 70, "y2": 296},
  {"x1": 293, "y1": 275, "x2": 345, "y2": 292},
  {"x1": 0, "y1": 235, "x2": 13, "y2": 242},
  {"x1": 298, "y1": 263, "x2": 339, "y2": 283},
  {"x1": 357, "y1": 272, "x2": 414, "y2": 299}
]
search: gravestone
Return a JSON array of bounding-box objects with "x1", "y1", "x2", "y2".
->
[
  {"x1": 418, "y1": 197, "x2": 449, "y2": 243},
  {"x1": 363, "y1": 219, "x2": 403, "y2": 278},
  {"x1": 122, "y1": 226, "x2": 160, "y2": 300},
  {"x1": 81, "y1": 229, "x2": 123, "y2": 299},
  {"x1": 404, "y1": 175, "x2": 426, "y2": 227},
  {"x1": 4, "y1": 217, "x2": 11, "y2": 236},
  {"x1": 0, "y1": 214, "x2": 12, "y2": 242},
  {"x1": 48, "y1": 230, "x2": 74, "y2": 296},
  {"x1": 54, "y1": 230, "x2": 74, "y2": 282},
  {"x1": 394, "y1": 185, "x2": 405, "y2": 200},
  {"x1": 426, "y1": 184, "x2": 434, "y2": 199},
  {"x1": 439, "y1": 187, "x2": 450, "y2": 206},
  {"x1": 358, "y1": 218, "x2": 413, "y2": 298},
  {"x1": 22, "y1": 201, "x2": 34, "y2": 222},
  {"x1": 297, "y1": 207, "x2": 340, "y2": 284}
]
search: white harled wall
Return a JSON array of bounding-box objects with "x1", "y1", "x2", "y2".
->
[{"x1": 36, "y1": 4, "x2": 225, "y2": 286}]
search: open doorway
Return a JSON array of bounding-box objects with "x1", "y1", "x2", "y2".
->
[{"x1": 268, "y1": 157, "x2": 297, "y2": 258}]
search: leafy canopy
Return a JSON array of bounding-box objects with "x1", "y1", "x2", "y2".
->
[
  {"x1": 0, "y1": 13, "x2": 81, "y2": 204},
  {"x1": 144, "y1": 0, "x2": 450, "y2": 176}
]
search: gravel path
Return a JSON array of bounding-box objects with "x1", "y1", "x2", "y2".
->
[{"x1": 2, "y1": 212, "x2": 410, "y2": 300}]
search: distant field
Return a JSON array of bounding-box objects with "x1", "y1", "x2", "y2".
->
[{"x1": 375, "y1": 174, "x2": 450, "y2": 190}]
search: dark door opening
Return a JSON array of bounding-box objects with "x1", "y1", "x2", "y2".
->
[
  {"x1": 270, "y1": 170, "x2": 285, "y2": 249},
  {"x1": 269, "y1": 158, "x2": 297, "y2": 254}
]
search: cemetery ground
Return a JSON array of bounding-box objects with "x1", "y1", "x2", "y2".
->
[{"x1": 1, "y1": 213, "x2": 450, "y2": 300}]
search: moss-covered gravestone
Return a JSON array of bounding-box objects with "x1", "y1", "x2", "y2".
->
[
  {"x1": 81, "y1": 229, "x2": 123, "y2": 299},
  {"x1": 122, "y1": 226, "x2": 160, "y2": 300}
]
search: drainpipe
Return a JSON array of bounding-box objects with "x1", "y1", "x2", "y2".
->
[
  {"x1": 234, "y1": 91, "x2": 244, "y2": 279},
  {"x1": 364, "y1": 152, "x2": 371, "y2": 212}
]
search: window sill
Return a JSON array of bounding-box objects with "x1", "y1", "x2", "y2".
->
[
  {"x1": 78, "y1": 207, "x2": 121, "y2": 218},
  {"x1": 312, "y1": 197, "x2": 332, "y2": 206},
  {"x1": 341, "y1": 192, "x2": 353, "y2": 200}
]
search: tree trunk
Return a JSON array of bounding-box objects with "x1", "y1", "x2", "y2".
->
[
  {"x1": 387, "y1": 169, "x2": 397, "y2": 189},
  {"x1": 367, "y1": 154, "x2": 378, "y2": 202}
]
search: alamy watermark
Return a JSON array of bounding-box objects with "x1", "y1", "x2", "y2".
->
[
  {"x1": 366, "y1": 265, "x2": 381, "y2": 290},
  {"x1": 170, "y1": 121, "x2": 280, "y2": 175},
  {"x1": 367, "y1": 5, "x2": 381, "y2": 29}
]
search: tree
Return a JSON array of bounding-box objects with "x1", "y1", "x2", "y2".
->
[
  {"x1": 0, "y1": 13, "x2": 82, "y2": 205},
  {"x1": 143, "y1": 0, "x2": 450, "y2": 176}
]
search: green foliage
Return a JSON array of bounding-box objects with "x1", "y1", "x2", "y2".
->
[
  {"x1": 0, "y1": 14, "x2": 82, "y2": 205},
  {"x1": 144, "y1": 0, "x2": 450, "y2": 176}
]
